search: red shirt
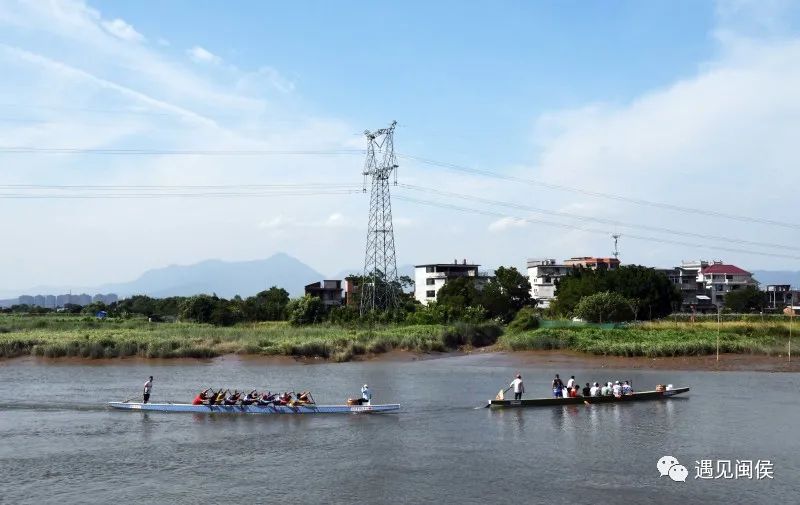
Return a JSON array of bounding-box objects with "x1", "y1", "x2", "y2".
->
[{"x1": 192, "y1": 394, "x2": 204, "y2": 405}]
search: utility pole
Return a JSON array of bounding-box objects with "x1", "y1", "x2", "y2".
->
[
  {"x1": 612, "y1": 234, "x2": 621, "y2": 260},
  {"x1": 359, "y1": 121, "x2": 400, "y2": 316}
]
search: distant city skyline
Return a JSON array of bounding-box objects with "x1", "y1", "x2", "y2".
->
[
  {"x1": 14, "y1": 293, "x2": 118, "y2": 308},
  {"x1": 1, "y1": 0, "x2": 799, "y2": 290}
]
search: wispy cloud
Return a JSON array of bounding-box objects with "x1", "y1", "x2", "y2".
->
[
  {"x1": 187, "y1": 45, "x2": 221, "y2": 64},
  {"x1": 488, "y1": 217, "x2": 528, "y2": 232},
  {"x1": 101, "y1": 18, "x2": 144, "y2": 43}
]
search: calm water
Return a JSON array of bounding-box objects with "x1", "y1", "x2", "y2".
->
[{"x1": 1, "y1": 354, "x2": 798, "y2": 505}]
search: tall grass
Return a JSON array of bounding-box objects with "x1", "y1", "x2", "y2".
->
[
  {"x1": 1, "y1": 314, "x2": 792, "y2": 361},
  {"x1": 500, "y1": 326, "x2": 786, "y2": 357}
]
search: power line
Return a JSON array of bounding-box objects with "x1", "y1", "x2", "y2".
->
[
  {"x1": 398, "y1": 184, "x2": 800, "y2": 252},
  {"x1": 0, "y1": 183, "x2": 361, "y2": 190},
  {"x1": 393, "y1": 195, "x2": 800, "y2": 261},
  {"x1": 0, "y1": 189, "x2": 362, "y2": 199},
  {"x1": 398, "y1": 153, "x2": 800, "y2": 230},
  {"x1": 0, "y1": 147, "x2": 364, "y2": 156}
]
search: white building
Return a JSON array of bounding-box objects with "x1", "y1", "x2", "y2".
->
[
  {"x1": 696, "y1": 262, "x2": 758, "y2": 307},
  {"x1": 526, "y1": 258, "x2": 569, "y2": 308},
  {"x1": 414, "y1": 260, "x2": 485, "y2": 305}
]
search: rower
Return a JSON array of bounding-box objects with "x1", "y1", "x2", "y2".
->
[
  {"x1": 214, "y1": 389, "x2": 227, "y2": 405},
  {"x1": 361, "y1": 384, "x2": 372, "y2": 405},
  {"x1": 257, "y1": 391, "x2": 273, "y2": 405},
  {"x1": 241, "y1": 390, "x2": 258, "y2": 405},
  {"x1": 192, "y1": 388, "x2": 211, "y2": 405},
  {"x1": 505, "y1": 374, "x2": 525, "y2": 400},
  {"x1": 590, "y1": 382, "x2": 600, "y2": 396},
  {"x1": 224, "y1": 390, "x2": 241, "y2": 405},
  {"x1": 566, "y1": 375, "x2": 576, "y2": 390},
  {"x1": 612, "y1": 381, "x2": 622, "y2": 397},
  {"x1": 297, "y1": 391, "x2": 314, "y2": 404},
  {"x1": 622, "y1": 381, "x2": 633, "y2": 395},
  {"x1": 582, "y1": 383, "x2": 591, "y2": 397}
]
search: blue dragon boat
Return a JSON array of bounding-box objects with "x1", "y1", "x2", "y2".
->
[{"x1": 108, "y1": 401, "x2": 400, "y2": 414}]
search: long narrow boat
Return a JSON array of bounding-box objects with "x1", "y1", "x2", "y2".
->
[
  {"x1": 488, "y1": 387, "x2": 689, "y2": 408},
  {"x1": 108, "y1": 402, "x2": 400, "y2": 414}
]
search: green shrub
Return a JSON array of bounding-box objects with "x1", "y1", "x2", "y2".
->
[{"x1": 508, "y1": 307, "x2": 540, "y2": 332}]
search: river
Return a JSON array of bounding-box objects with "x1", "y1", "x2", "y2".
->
[{"x1": 1, "y1": 353, "x2": 797, "y2": 504}]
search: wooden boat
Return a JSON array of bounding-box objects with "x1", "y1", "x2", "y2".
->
[
  {"x1": 108, "y1": 401, "x2": 400, "y2": 414},
  {"x1": 488, "y1": 387, "x2": 690, "y2": 408}
]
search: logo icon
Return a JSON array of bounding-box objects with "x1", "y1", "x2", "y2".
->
[{"x1": 658, "y1": 455, "x2": 688, "y2": 482}]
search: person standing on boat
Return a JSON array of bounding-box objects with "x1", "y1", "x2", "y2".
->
[
  {"x1": 566, "y1": 375, "x2": 576, "y2": 390},
  {"x1": 506, "y1": 374, "x2": 525, "y2": 400},
  {"x1": 142, "y1": 376, "x2": 153, "y2": 404},
  {"x1": 361, "y1": 384, "x2": 372, "y2": 405},
  {"x1": 551, "y1": 374, "x2": 564, "y2": 398}
]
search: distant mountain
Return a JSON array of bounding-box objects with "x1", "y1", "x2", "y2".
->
[
  {"x1": 752, "y1": 270, "x2": 800, "y2": 288},
  {"x1": 95, "y1": 253, "x2": 324, "y2": 298},
  {"x1": 1, "y1": 253, "x2": 324, "y2": 301}
]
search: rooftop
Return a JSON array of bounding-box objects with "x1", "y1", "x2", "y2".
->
[{"x1": 700, "y1": 264, "x2": 751, "y2": 275}]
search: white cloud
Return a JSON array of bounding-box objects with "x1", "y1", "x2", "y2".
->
[
  {"x1": 488, "y1": 217, "x2": 528, "y2": 232},
  {"x1": 101, "y1": 18, "x2": 144, "y2": 42},
  {"x1": 187, "y1": 45, "x2": 221, "y2": 64}
]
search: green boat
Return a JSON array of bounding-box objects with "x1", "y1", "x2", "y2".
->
[{"x1": 488, "y1": 387, "x2": 690, "y2": 408}]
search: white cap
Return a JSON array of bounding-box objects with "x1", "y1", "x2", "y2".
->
[{"x1": 363, "y1": 384, "x2": 368, "y2": 388}]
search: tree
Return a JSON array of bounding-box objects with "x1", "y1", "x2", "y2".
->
[
  {"x1": 287, "y1": 295, "x2": 325, "y2": 325},
  {"x1": 437, "y1": 276, "x2": 481, "y2": 309},
  {"x1": 724, "y1": 286, "x2": 765, "y2": 313},
  {"x1": 478, "y1": 266, "x2": 533, "y2": 323},
  {"x1": 243, "y1": 287, "x2": 290, "y2": 321},
  {"x1": 179, "y1": 295, "x2": 218, "y2": 324},
  {"x1": 553, "y1": 265, "x2": 679, "y2": 320},
  {"x1": 573, "y1": 291, "x2": 634, "y2": 323}
]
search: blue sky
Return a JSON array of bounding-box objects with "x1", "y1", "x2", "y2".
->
[
  {"x1": 0, "y1": 0, "x2": 798, "y2": 292},
  {"x1": 98, "y1": 1, "x2": 716, "y2": 165}
]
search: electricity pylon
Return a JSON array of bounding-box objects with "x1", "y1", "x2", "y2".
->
[{"x1": 359, "y1": 120, "x2": 399, "y2": 315}]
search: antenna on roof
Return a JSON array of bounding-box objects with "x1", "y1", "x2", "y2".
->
[{"x1": 612, "y1": 234, "x2": 621, "y2": 260}]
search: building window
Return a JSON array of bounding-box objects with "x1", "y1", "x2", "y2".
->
[
  {"x1": 426, "y1": 278, "x2": 435, "y2": 285},
  {"x1": 426, "y1": 266, "x2": 435, "y2": 273},
  {"x1": 426, "y1": 290, "x2": 436, "y2": 298},
  {"x1": 726, "y1": 275, "x2": 733, "y2": 280}
]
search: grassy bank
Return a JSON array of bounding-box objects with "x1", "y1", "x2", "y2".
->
[
  {"x1": 499, "y1": 320, "x2": 794, "y2": 357},
  {"x1": 0, "y1": 314, "x2": 794, "y2": 361},
  {"x1": 0, "y1": 315, "x2": 504, "y2": 361}
]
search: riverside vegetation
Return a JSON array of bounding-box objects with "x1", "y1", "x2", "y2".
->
[
  {"x1": 2, "y1": 265, "x2": 793, "y2": 361},
  {"x1": 0, "y1": 312, "x2": 794, "y2": 361}
]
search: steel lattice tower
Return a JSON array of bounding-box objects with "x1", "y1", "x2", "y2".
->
[{"x1": 360, "y1": 120, "x2": 399, "y2": 315}]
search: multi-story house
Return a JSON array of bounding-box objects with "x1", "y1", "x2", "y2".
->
[
  {"x1": 564, "y1": 256, "x2": 621, "y2": 270},
  {"x1": 414, "y1": 260, "x2": 488, "y2": 305},
  {"x1": 526, "y1": 258, "x2": 569, "y2": 308},
  {"x1": 697, "y1": 262, "x2": 758, "y2": 307},
  {"x1": 304, "y1": 280, "x2": 344, "y2": 307}
]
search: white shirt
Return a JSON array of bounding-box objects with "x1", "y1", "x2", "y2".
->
[
  {"x1": 361, "y1": 386, "x2": 372, "y2": 401},
  {"x1": 612, "y1": 384, "x2": 621, "y2": 396},
  {"x1": 509, "y1": 378, "x2": 524, "y2": 393},
  {"x1": 566, "y1": 378, "x2": 575, "y2": 389},
  {"x1": 590, "y1": 386, "x2": 599, "y2": 396},
  {"x1": 143, "y1": 380, "x2": 152, "y2": 393}
]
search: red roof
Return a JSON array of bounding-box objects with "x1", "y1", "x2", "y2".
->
[{"x1": 700, "y1": 264, "x2": 750, "y2": 275}]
